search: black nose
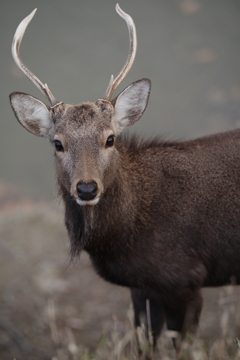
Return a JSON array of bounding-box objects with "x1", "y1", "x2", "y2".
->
[{"x1": 77, "y1": 181, "x2": 98, "y2": 201}]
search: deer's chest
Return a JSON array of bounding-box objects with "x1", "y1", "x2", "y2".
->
[
  {"x1": 87, "y1": 239, "x2": 163, "y2": 290},
  {"x1": 89, "y1": 252, "x2": 141, "y2": 288}
]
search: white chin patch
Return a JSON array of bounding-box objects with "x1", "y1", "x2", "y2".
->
[{"x1": 76, "y1": 198, "x2": 100, "y2": 206}]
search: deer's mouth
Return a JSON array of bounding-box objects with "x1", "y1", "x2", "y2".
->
[{"x1": 76, "y1": 197, "x2": 100, "y2": 206}]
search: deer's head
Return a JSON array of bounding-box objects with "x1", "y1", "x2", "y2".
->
[{"x1": 10, "y1": 5, "x2": 151, "y2": 206}]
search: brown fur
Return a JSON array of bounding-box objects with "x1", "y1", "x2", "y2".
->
[{"x1": 53, "y1": 101, "x2": 240, "y2": 352}]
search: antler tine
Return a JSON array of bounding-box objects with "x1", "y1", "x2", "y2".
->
[
  {"x1": 12, "y1": 9, "x2": 58, "y2": 106},
  {"x1": 103, "y1": 4, "x2": 137, "y2": 101}
]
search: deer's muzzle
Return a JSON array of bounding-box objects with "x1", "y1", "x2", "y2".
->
[{"x1": 77, "y1": 181, "x2": 98, "y2": 201}]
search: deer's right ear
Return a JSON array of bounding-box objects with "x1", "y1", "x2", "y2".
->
[{"x1": 9, "y1": 92, "x2": 54, "y2": 138}]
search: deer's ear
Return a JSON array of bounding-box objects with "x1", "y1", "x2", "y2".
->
[
  {"x1": 112, "y1": 78, "x2": 151, "y2": 134},
  {"x1": 9, "y1": 92, "x2": 54, "y2": 138}
]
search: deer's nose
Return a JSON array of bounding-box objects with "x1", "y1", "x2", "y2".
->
[{"x1": 77, "y1": 181, "x2": 98, "y2": 201}]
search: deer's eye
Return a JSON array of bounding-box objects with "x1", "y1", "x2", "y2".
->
[
  {"x1": 106, "y1": 135, "x2": 115, "y2": 148},
  {"x1": 54, "y1": 140, "x2": 64, "y2": 152}
]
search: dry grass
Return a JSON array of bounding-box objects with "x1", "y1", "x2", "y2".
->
[{"x1": 47, "y1": 284, "x2": 240, "y2": 360}]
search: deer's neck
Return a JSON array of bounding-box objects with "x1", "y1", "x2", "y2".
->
[{"x1": 61, "y1": 150, "x2": 141, "y2": 258}]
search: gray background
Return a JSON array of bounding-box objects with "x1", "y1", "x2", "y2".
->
[{"x1": 2, "y1": 0, "x2": 240, "y2": 199}]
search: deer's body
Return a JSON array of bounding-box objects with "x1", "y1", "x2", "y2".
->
[
  {"x1": 9, "y1": 5, "x2": 240, "y2": 357},
  {"x1": 64, "y1": 125, "x2": 240, "y2": 293}
]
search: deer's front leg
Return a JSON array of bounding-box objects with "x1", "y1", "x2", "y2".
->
[
  {"x1": 131, "y1": 288, "x2": 165, "y2": 358},
  {"x1": 164, "y1": 289, "x2": 203, "y2": 358}
]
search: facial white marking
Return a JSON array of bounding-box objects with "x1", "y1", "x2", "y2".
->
[{"x1": 76, "y1": 197, "x2": 100, "y2": 206}]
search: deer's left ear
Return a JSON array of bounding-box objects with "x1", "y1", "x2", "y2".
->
[
  {"x1": 112, "y1": 78, "x2": 151, "y2": 134},
  {"x1": 10, "y1": 92, "x2": 54, "y2": 139}
]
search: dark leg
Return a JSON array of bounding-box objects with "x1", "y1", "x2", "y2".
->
[
  {"x1": 164, "y1": 302, "x2": 187, "y2": 354},
  {"x1": 164, "y1": 289, "x2": 203, "y2": 356},
  {"x1": 131, "y1": 288, "x2": 165, "y2": 350}
]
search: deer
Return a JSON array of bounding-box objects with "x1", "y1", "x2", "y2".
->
[{"x1": 9, "y1": 4, "x2": 240, "y2": 359}]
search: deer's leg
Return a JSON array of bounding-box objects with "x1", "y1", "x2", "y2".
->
[
  {"x1": 164, "y1": 289, "x2": 203, "y2": 355},
  {"x1": 131, "y1": 288, "x2": 165, "y2": 348}
]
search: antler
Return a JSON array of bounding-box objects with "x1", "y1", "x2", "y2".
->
[
  {"x1": 102, "y1": 4, "x2": 137, "y2": 101},
  {"x1": 12, "y1": 9, "x2": 58, "y2": 106},
  {"x1": 12, "y1": 5, "x2": 136, "y2": 104}
]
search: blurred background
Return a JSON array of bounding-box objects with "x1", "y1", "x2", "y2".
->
[
  {"x1": 1, "y1": 0, "x2": 240, "y2": 359},
  {"x1": 2, "y1": 0, "x2": 240, "y2": 198}
]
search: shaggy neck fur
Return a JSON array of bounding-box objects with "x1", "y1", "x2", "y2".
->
[{"x1": 60, "y1": 140, "x2": 144, "y2": 259}]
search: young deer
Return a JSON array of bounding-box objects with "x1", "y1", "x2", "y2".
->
[{"x1": 9, "y1": 4, "x2": 240, "y2": 358}]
